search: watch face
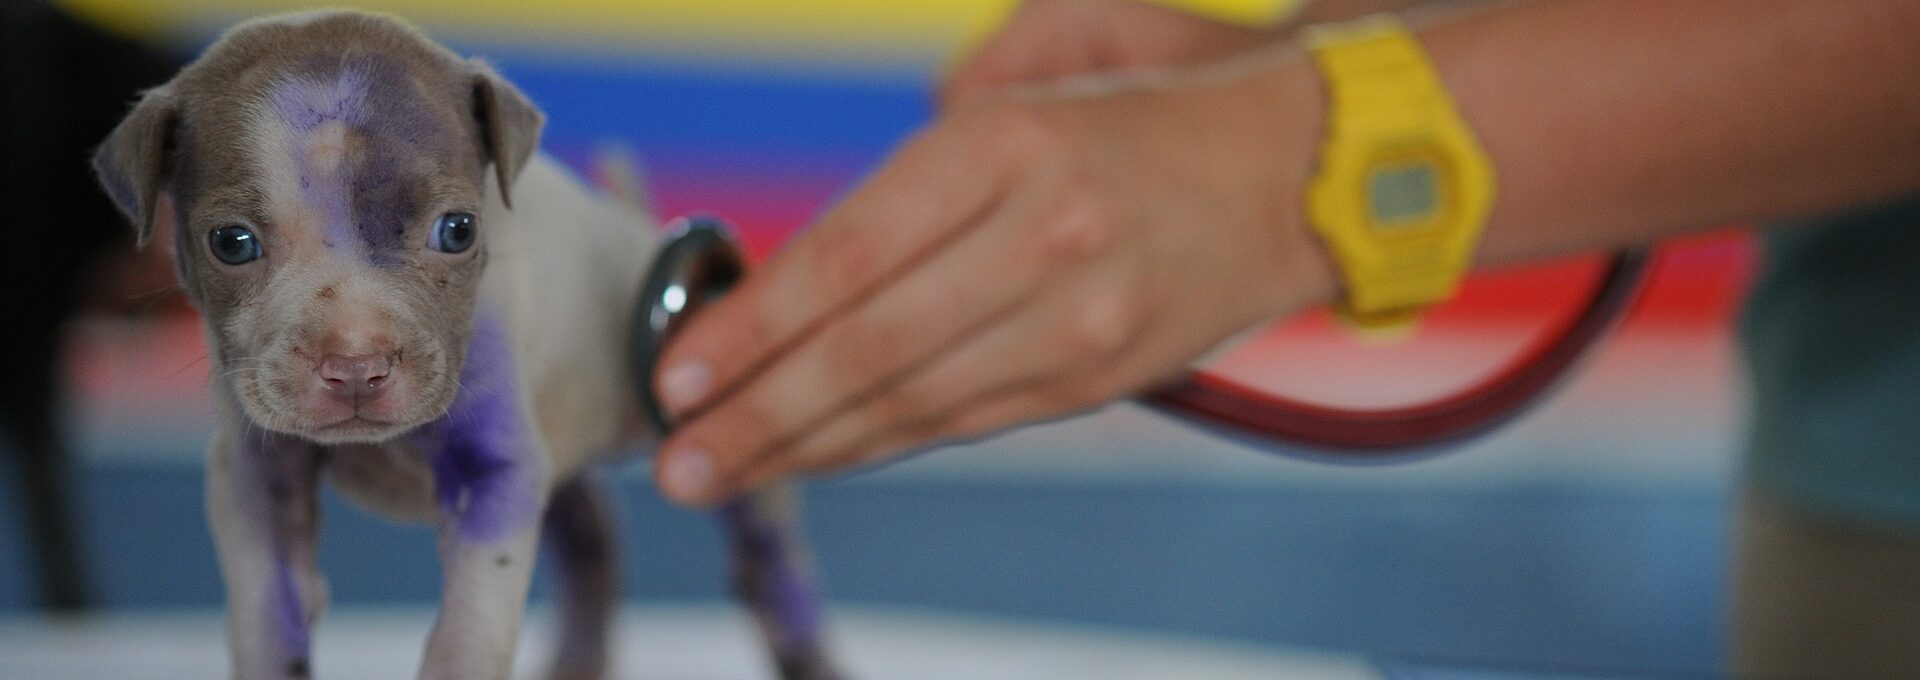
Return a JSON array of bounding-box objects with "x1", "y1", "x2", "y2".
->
[{"x1": 1367, "y1": 161, "x2": 1439, "y2": 226}]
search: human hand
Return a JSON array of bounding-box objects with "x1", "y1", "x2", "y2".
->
[
  {"x1": 648, "y1": 53, "x2": 1335, "y2": 507},
  {"x1": 940, "y1": 0, "x2": 1280, "y2": 108}
]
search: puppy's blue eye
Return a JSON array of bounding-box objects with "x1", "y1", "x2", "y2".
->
[
  {"x1": 429, "y1": 212, "x2": 476, "y2": 254},
  {"x1": 208, "y1": 225, "x2": 262, "y2": 265}
]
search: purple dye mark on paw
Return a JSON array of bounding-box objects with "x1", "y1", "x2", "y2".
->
[
  {"x1": 722, "y1": 500, "x2": 825, "y2": 655},
  {"x1": 423, "y1": 312, "x2": 540, "y2": 543},
  {"x1": 273, "y1": 561, "x2": 312, "y2": 664}
]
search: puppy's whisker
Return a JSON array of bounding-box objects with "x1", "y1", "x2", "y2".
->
[
  {"x1": 128, "y1": 283, "x2": 187, "y2": 305},
  {"x1": 167, "y1": 353, "x2": 213, "y2": 380},
  {"x1": 213, "y1": 367, "x2": 259, "y2": 385}
]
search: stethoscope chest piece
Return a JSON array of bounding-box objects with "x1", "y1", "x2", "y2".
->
[{"x1": 631, "y1": 216, "x2": 747, "y2": 434}]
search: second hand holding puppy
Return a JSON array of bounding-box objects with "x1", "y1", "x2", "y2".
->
[{"x1": 651, "y1": 44, "x2": 1336, "y2": 507}]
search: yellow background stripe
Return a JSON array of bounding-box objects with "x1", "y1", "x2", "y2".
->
[{"x1": 60, "y1": 0, "x2": 1300, "y2": 60}]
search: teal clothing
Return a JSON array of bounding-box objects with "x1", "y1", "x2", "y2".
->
[{"x1": 1741, "y1": 195, "x2": 1920, "y2": 527}]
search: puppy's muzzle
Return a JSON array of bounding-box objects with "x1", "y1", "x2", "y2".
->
[{"x1": 292, "y1": 329, "x2": 414, "y2": 434}]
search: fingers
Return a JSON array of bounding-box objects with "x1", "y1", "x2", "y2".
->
[
  {"x1": 736, "y1": 372, "x2": 1117, "y2": 495},
  {"x1": 650, "y1": 117, "x2": 1018, "y2": 424},
  {"x1": 654, "y1": 166, "x2": 1071, "y2": 506},
  {"x1": 727, "y1": 270, "x2": 1146, "y2": 493}
]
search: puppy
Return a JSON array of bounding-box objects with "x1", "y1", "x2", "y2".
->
[{"x1": 92, "y1": 11, "x2": 837, "y2": 680}]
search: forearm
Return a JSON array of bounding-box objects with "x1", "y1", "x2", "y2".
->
[
  {"x1": 1410, "y1": 0, "x2": 1920, "y2": 267},
  {"x1": 1286, "y1": 0, "x2": 1451, "y2": 27}
]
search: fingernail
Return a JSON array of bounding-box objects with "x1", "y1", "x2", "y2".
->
[
  {"x1": 660, "y1": 448, "x2": 714, "y2": 504},
  {"x1": 659, "y1": 361, "x2": 712, "y2": 412}
]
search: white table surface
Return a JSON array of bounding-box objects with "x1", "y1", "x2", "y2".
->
[{"x1": 0, "y1": 604, "x2": 1382, "y2": 680}]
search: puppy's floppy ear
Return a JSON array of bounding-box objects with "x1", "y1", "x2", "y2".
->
[
  {"x1": 469, "y1": 59, "x2": 543, "y2": 209},
  {"x1": 92, "y1": 86, "x2": 179, "y2": 249}
]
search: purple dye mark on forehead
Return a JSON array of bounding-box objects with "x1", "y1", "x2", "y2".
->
[
  {"x1": 266, "y1": 57, "x2": 446, "y2": 266},
  {"x1": 270, "y1": 67, "x2": 371, "y2": 132},
  {"x1": 269, "y1": 66, "x2": 370, "y2": 256},
  {"x1": 351, "y1": 147, "x2": 421, "y2": 266},
  {"x1": 423, "y1": 311, "x2": 540, "y2": 543}
]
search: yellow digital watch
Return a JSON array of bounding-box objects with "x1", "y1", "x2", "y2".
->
[{"x1": 1304, "y1": 14, "x2": 1494, "y2": 331}]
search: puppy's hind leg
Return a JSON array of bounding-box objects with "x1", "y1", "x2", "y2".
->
[
  {"x1": 723, "y1": 486, "x2": 841, "y2": 680},
  {"x1": 540, "y1": 474, "x2": 620, "y2": 680}
]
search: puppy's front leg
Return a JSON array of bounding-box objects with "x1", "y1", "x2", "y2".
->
[
  {"x1": 207, "y1": 422, "x2": 326, "y2": 680},
  {"x1": 417, "y1": 411, "x2": 549, "y2": 680},
  {"x1": 422, "y1": 519, "x2": 541, "y2": 680}
]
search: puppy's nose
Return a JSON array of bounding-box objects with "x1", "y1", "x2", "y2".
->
[{"x1": 318, "y1": 353, "x2": 392, "y2": 398}]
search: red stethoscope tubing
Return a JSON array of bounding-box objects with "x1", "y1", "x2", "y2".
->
[{"x1": 1140, "y1": 247, "x2": 1653, "y2": 454}]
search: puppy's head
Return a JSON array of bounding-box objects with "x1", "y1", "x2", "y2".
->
[{"x1": 92, "y1": 11, "x2": 543, "y2": 444}]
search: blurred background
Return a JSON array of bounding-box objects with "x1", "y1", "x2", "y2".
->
[{"x1": 1, "y1": 0, "x2": 1755, "y2": 677}]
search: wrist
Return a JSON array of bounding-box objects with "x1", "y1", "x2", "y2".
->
[{"x1": 1229, "y1": 51, "x2": 1342, "y2": 320}]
